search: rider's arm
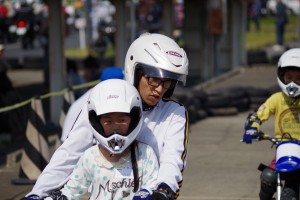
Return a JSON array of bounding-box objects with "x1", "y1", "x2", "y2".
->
[
  {"x1": 157, "y1": 103, "x2": 189, "y2": 199},
  {"x1": 252, "y1": 93, "x2": 279, "y2": 129},
  {"x1": 246, "y1": 92, "x2": 279, "y2": 131},
  {"x1": 61, "y1": 90, "x2": 91, "y2": 142},
  {"x1": 26, "y1": 105, "x2": 94, "y2": 198}
]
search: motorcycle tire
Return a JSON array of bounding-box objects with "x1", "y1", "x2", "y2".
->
[{"x1": 281, "y1": 187, "x2": 298, "y2": 200}]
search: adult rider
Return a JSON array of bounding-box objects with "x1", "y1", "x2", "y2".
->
[{"x1": 25, "y1": 32, "x2": 189, "y2": 200}]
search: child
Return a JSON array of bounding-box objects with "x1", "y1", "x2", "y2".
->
[
  {"x1": 47, "y1": 79, "x2": 159, "y2": 200},
  {"x1": 242, "y1": 48, "x2": 300, "y2": 200}
]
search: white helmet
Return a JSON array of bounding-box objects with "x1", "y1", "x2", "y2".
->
[
  {"x1": 88, "y1": 79, "x2": 143, "y2": 154},
  {"x1": 124, "y1": 32, "x2": 189, "y2": 98},
  {"x1": 277, "y1": 48, "x2": 300, "y2": 97}
]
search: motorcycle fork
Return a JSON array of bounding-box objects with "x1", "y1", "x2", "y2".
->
[
  {"x1": 298, "y1": 183, "x2": 300, "y2": 200},
  {"x1": 277, "y1": 173, "x2": 281, "y2": 200}
]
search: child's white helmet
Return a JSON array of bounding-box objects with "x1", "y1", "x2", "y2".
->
[
  {"x1": 277, "y1": 48, "x2": 300, "y2": 97},
  {"x1": 87, "y1": 79, "x2": 143, "y2": 154},
  {"x1": 124, "y1": 32, "x2": 189, "y2": 98}
]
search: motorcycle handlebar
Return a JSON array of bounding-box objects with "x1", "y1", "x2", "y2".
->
[
  {"x1": 256, "y1": 131, "x2": 300, "y2": 145},
  {"x1": 240, "y1": 131, "x2": 299, "y2": 145}
]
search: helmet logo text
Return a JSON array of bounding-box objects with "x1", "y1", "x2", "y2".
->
[
  {"x1": 166, "y1": 51, "x2": 182, "y2": 58},
  {"x1": 107, "y1": 95, "x2": 119, "y2": 99}
]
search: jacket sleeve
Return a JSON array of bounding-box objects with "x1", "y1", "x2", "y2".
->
[
  {"x1": 157, "y1": 105, "x2": 189, "y2": 199},
  {"x1": 26, "y1": 104, "x2": 94, "y2": 198},
  {"x1": 255, "y1": 94, "x2": 277, "y2": 125}
]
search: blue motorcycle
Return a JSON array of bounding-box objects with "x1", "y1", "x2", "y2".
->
[{"x1": 257, "y1": 132, "x2": 300, "y2": 200}]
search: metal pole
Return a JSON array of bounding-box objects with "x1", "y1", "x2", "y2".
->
[
  {"x1": 48, "y1": 0, "x2": 65, "y2": 125},
  {"x1": 84, "y1": 0, "x2": 92, "y2": 54},
  {"x1": 130, "y1": 0, "x2": 137, "y2": 42}
]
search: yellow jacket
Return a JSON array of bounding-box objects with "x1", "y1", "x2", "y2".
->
[{"x1": 255, "y1": 92, "x2": 300, "y2": 139}]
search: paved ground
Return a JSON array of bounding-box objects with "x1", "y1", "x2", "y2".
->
[{"x1": 1, "y1": 65, "x2": 278, "y2": 200}]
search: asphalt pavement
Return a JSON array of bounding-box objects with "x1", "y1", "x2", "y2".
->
[
  {"x1": 179, "y1": 64, "x2": 277, "y2": 200},
  {"x1": 1, "y1": 63, "x2": 279, "y2": 200}
]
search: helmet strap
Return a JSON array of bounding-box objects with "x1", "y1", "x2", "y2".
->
[{"x1": 131, "y1": 141, "x2": 139, "y2": 192}]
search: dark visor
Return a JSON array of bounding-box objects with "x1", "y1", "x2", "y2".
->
[{"x1": 136, "y1": 64, "x2": 186, "y2": 85}]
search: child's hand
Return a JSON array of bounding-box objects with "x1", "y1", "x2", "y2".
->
[
  {"x1": 132, "y1": 189, "x2": 152, "y2": 200},
  {"x1": 23, "y1": 195, "x2": 41, "y2": 200},
  {"x1": 242, "y1": 127, "x2": 258, "y2": 144}
]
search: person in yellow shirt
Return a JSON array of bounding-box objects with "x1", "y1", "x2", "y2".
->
[{"x1": 242, "y1": 48, "x2": 300, "y2": 200}]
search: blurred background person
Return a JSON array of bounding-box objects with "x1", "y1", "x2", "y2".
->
[
  {"x1": 90, "y1": 0, "x2": 115, "y2": 42},
  {"x1": 275, "y1": 0, "x2": 288, "y2": 46},
  {"x1": 91, "y1": 28, "x2": 112, "y2": 60},
  {"x1": 0, "y1": 44, "x2": 27, "y2": 142},
  {"x1": 82, "y1": 55, "x2": 101, "y2": 84},
  {"x1": 0, "y1": 0, "x2": 8, "y2": 44},
  {"x1": 136, "y1": 0, "x2": 162, "y2": 34},
  {"x1": 66, "y1": 58, "x2": 86, "y2": 99},
  {"x1": 246, "y1": 0, "x2": 262, "y2": 32}
]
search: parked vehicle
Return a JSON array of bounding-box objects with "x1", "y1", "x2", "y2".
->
[
  {"x1": 8, "y1": 18, "x2": 36, "y2": 49},
  {"x1": 8, "y1": 1, "x2": 39, "y2": 49}
]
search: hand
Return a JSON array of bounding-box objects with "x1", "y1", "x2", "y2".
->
[
  {"x1": 45, "y1": 190, "x2": 67, "y2": 200},
  {"x1": 242, "y1": 127, "x2": 258, "y2": 144},
  {"x1": 152, "y1": 183, "x2": 175, "y2": 200},
  {"x1": 23, "y1": 195, "x2": 41, "y2": 200},
  {"x1": 244, "y1": 111, "x2": 261, "y2": 129},
  {"x1": 152, "y1": 190, "x2": 169, "y2": 200},
  {"x1": 132, "y1": 189, "x2": 152, "y2": 200}
]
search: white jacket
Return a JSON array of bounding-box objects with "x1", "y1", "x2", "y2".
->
[{"x1": 27, "y1": 98, "x2": 189, "y2": 199}]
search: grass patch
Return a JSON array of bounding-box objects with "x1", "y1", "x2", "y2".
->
[
  {"x1": 65, "y1": 45, "x2": 115, "y2": 59},
  {"x1": 246, "y1": 14, "x2": 300, "y2": 50},
  {"x1": 65, "y1": 48, "x2": 88, "y2": 59}
]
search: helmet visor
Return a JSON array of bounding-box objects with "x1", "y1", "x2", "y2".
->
[{"x1": 136, "y1": 64, "x2": 187, "y2": 85}]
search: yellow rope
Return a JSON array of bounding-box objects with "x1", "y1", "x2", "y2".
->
[{"x1": 0, "y1": 80, "x2": 99, "y2": 113}]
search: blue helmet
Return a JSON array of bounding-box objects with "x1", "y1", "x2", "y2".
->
[{"x1": 100, "y1": 67, "x2": 124, "y2": 81}]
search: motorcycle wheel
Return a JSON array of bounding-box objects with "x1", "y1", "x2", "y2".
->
[{"x1": 281, "y1": 187, "x2": 298, "y2": 200}]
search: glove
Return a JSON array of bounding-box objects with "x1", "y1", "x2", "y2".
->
[
  {"x1": 242, "y1": 127, "x2": 258, "y2": 144},
  {"x1": 23, "y1": 195, "x2": 41, "y2": 200},
  {"x1": 132, "y1": 189, "x2": 152, "y2": 200},
  {"x1": 44, "y1": 190, "x2": 67, "y2": 200},
  {"x1": 152, "y1": 190, "x2": 169, "y2": 200},
  {"x1": 152, "y1": 183, "x2": 175, "y2": 200},
  {"x1": 244, "y1": 111, "x2": 261, "y2": 129}
]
